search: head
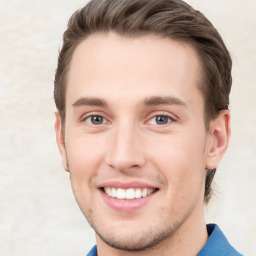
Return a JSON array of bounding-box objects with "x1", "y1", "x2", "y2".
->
[
  {"x1": 54, "y1": 0, "x2": 232, "y2": 204},
  {"x1": 54, "y1": 0, "x2": 232, "y2": 252}
]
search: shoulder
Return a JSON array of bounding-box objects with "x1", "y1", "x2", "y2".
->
[
  {"x1": 198, "y1": 224, "x2": 243, "y2": 256},
  {"x1": 86, "y1": 245, "x2": 97, "y2": 256}
]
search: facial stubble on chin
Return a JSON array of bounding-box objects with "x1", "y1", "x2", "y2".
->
[{"x1": 93, "y1": 221, "x2": 181, "y2": 252}]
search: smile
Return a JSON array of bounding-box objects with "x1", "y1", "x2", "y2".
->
[{"x1": 103, "y1": 187, "x2": 157, "y2": 200}]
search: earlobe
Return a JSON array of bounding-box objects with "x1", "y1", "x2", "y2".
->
[
  {"x1": 206, "y1": 110, "x2": 231, "y2": 170},
  {"x1": 54, "y1": 112, "x2": 69, "y2": 171}
]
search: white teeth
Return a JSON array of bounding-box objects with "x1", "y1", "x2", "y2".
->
[
  {"x1": 112, "y1": 188, "x2": 117, "y2": 197},
  {"x1": 105, "y1": 187, "x2": 111, "y2": 196},
  {"x1": 126, "y1": 188, "x2": 135, "y2": 199},
  {"x1": 142, "y1": 188, "x2": 147, "y2": 197},
  {"x1": 135, "y1": 189, "x2": 142, "y2": 198},
  {"x1": 147, "y1": 189, "x2": 153, "y2": 195},
  {"x1": 117, "y1": 188, "x2": 126, "y2": 199},
  {"x1": 104, "y1": 187, "x2": 155, "y2": 200}
]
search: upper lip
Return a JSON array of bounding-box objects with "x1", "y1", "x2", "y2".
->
[{"x1": 98, "y1": 180, "x2": 158, "y2": 189}]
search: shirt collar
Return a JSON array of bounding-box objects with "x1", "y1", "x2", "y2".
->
[{"x1": 197, "y1": 224, "x2": 242, "y2": 256}]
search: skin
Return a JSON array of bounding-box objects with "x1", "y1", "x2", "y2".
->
[{"x1": 55, "y1": 32, "x2": 230, "y2": 256}]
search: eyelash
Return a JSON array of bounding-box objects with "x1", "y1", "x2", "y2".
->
[
  {"x1": 82, "y1": 113, "x2": 176, "y2": 127},
  {"x1": 83, "y1": 115, "x2": 108, "y2": 126},
  {"x1": 147, "y1": 114, "x2": 174, "y2": 126}
]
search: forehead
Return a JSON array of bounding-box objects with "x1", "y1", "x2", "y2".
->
[{"x1": 66, "y1": 32, "x2": 203, "y2": 107}]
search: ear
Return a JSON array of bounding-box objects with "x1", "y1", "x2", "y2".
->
[
  {"x1": 54, "y1": 112, "x2": 69, "y2": 171},
  {"x1": 205, "y1": 110, "x2": 231, "y2": 170}
]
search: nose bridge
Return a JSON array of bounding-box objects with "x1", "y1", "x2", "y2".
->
[{"x1": 106, "y1": 119, "x2": 145, "y2": 171}]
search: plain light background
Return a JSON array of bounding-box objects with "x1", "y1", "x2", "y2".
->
[{"x1": 0, "y1": 0, "x2": 255, "y2": 255}]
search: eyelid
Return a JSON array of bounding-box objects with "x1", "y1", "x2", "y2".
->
[
  {"x1": 145, "y1": 111, "x2": 177, "y2": 124},
  {"x1": 148, "y1": 116, "x2": 172, "y2": 126},
  {"x1": 84, "y1": 115, "x2": 107, "y2": 125},
  {"x1": 80, "y1": 111, "x2": 111, "y2": 124}
]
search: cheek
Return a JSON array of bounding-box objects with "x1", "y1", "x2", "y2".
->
[
  {"x1": 147, "y1": 131, "x2": 207, "y2": 194},
  {"x1": 65, "y1": 133, "x2": 106, "y2": 183},
  {"x1": 65, "y1": 134, "x2": 106, "y2": 212}
]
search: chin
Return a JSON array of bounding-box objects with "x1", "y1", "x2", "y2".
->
[{"x1": 91, "y1": 218, "x2": 181, "y2": 252}]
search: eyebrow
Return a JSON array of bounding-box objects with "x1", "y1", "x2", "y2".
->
[
  {"x1": 144, "y1": 96, "x2": 187, "y2": 107},
  {"x1": 72, "y1": 97, "x2": 107, "y2": 107},
  {"x1": 72, "y1": 96, "x2": 187, "y2": 108}
]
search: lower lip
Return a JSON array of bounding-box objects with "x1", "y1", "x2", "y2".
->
[{"x1": 100, "y1": 189, "x2": 157, "y2": 212}]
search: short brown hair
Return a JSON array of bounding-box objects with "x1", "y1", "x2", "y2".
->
[{"x1": 54, "y1": 0, "x2": 232, "y2": 203}]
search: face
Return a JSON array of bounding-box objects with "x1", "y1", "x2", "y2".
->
[{"x1": 55, "y1": 33, "x2": 226, "y2": 251}]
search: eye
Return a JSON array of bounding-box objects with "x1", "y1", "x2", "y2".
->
[
  {"x1": 84, "y1": 115, "x2": 106, "y2": 125},
  {"x1": 148, "y1": 115, "x2": 172, "y2": 125}
]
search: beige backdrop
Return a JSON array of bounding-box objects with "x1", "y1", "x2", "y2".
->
[{"x1": 0, "y1": 0, "x2": 255, "y2": 255}]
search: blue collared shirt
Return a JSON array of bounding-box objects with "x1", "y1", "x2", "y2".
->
[
  {"x1": 86, "y1": 224, "x2": 243, "y2": 256},
  {"x1": 198, "y1": 224, "x2": 243, "y2": 256},
  {"x1": 86, "y1": 245, "x2": 97, "y2": 256}
]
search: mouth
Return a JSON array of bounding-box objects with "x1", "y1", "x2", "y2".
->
[{"x1": 101, "y1": 187, "x2": 158, "y2": 200}]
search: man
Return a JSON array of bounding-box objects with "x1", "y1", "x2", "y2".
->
[{"x1": 54, "y1": 0, "x2": 242, "y2": 255}]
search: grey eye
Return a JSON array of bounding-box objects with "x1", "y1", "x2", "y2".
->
[
  {"x1": 149, "y1": 115, "x2": 171, "y2": 125},
  {"x1": 155, "y1": 116, "x2": 169, "y2": 125},
  {"x1": 85, "y1": 115, "x2": 105, "y2": 125}
]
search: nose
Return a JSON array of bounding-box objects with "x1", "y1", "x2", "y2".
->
[{"x1": 105, "y1": 122, "x2": 146, "y2": 172}]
